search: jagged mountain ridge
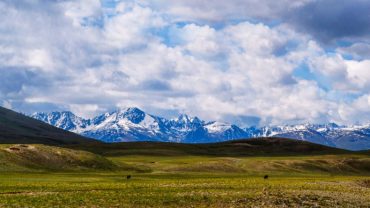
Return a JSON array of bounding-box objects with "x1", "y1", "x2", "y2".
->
[
  {"x1": 32, "y1": 108, "x2": 250, "y2": 143},
  {"x1": 31, "y1": 107, "x2": 370, "y2": 150}
]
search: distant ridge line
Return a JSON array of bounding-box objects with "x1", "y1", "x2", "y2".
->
[{"x1": 30, "y1": 107, "x2": 370, "y2": 151}]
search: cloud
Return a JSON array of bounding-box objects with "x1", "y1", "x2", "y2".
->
[
  {"x1": 144, "y1": 0, "x2": 370, "y2": 44},
  {"x1": 139, "y1": 79, "x2": 172, "y2": 91},
  {"x1": 0, "y1": 0, "x2": 370, "y2": 126},
  {"x1": 143, "y1": 0, "x2": 311, "y2": 22},
  {"x1": 170, "y1": 24, "x2": 220, "y2": 58},
  {"x1": 308, "y1": 54, "x2": 350, "y2": 90},
  {"x1": 102, "y1": 2, "x2": 166, "y2": 49},
  {"x1": 338, "y1": 94, "x2": 370, "y2": 125},
  {"x1": 346, "y1": 60, "x2": 370, "y2": 91},
  {"x1": 62, "y1": 0, "x2": 102, "y2": 26},
  {"x1": 337, "y1": 43, "x2": 370, "y2": 60},
  {"x1": 286, "y1": 0, "x2": 370, "y2": 43},
  {"x1": 0, "y1": 67, "x2": 49, "y2": 96}
]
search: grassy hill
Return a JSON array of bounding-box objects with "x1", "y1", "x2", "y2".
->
[
  {"x1": 0, "y1": 107, "x2": 99, "y2": 145},
  {"x1": 108, "y1": 154, "x2": 370, "y2": 175},
  {"x1": 0, "y1": 142, "x2": 367, "y2": 174},
  {"x1": 74, "y1": 137, "x2": 352, "y2": 157},
  {"x1": 0, "y1": 144, "x2": 117, "y2": 171}
]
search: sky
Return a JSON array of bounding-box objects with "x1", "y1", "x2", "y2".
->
[{"x1": 1, "y1": 0, "x2": 370, "y2": 127}]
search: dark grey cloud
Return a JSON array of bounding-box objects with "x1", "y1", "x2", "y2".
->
[
  {"x1": 140, "y1": 79, "x2": 172, "y2": 91},
  {"x1": 337, "y1": 43, "x2": 370, "y2": 60},
  {"x1": 144, "y1": 0, "x2": 310, "y2": 22},
  {"x1": 0, "y1": 67, "x2": 50, "y2": 96},
  {"x1": 286, "y1": 0, "x2": 370, "y2": 43},
  {"x1": 10, "y1": 101, "x2": 66, "y2": 115},
  {"x1": 147, "y1": 0, "x2": 370, "y2": 43}
]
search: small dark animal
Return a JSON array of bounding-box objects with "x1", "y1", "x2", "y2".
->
[
  {"x1": 126, "y1": 175, "x2": 131, "y2": 180},
  {"x1": 264, "y1": 175, "x2": 269, "y2": 179}
]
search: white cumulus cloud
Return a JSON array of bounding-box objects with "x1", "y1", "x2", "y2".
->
[{"x1": 0, "y1": 0, "x2": 369, "y2": 126}]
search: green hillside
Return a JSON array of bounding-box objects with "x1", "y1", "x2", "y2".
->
[
  {"x1": 0, "y1": 143, "x2": 368, "y2": 175},
  {"x1": 0, "y1": 144, "x2": 116, "y2": 171}
]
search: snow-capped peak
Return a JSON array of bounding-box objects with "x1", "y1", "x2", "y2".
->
[
  {"x1": 31, "y1": 111, "x2": 89, "y2": 132},
  {"x1": 31, "y1": 109, "x2": 370, "y2": 150},
  {"x1": 117, "y1": 107, "x2": 146, "y2": 124}
]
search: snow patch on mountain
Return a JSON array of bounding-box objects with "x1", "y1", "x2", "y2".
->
[{"x1": 204, "y1": 121, "x2": 233, "y2": 133}]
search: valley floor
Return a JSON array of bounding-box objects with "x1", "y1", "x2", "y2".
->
[
  {"x1": 1, "y1": 154, "x2": 369, "y2": 207},
  {"x1": 0, "y1": 172, "x2": 369, "y2": 207}
]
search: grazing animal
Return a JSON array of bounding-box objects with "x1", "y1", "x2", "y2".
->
[
  {"x1": 264, "y1": 175, "x2": 269, "y2": 179},
  {"x1": 126, "y1": 175, "x2": 131, "y2": 180}
]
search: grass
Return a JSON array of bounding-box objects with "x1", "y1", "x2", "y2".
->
[
  {"x1": 0, "y1": 141, "x2": 369, "y2": 207},
  {"x1": 0, "y1": 150, "x2": 369, "y2": 207},
  {"x1": 0, "y1": 144, "x2": 116, "y2": 171},
  {"x1": 109, "y1": 154, "x2": 370, "y2": 175},
  {"x1": 0, "y1": 172, "x2": 369, "y2": 207}
]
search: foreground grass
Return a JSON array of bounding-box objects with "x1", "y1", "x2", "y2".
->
[{"x1": 0, "y1": 172, "x2": 369, "y2": 207}]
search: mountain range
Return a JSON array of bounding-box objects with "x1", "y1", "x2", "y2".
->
[{"x1": 31, "y1": 107, "x2": 370, "y2": 151}]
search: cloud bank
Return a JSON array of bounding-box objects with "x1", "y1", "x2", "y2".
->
[{"x1": 0, "y1": 0, "x2": 370, "y2": 126}]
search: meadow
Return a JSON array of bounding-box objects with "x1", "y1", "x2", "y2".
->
[
  {"x1": 0, "y1": 172, "x2": 369, "y2": 208},
  {"x1": 1, "y1": 151, "x2": 369, "y2": 207}
]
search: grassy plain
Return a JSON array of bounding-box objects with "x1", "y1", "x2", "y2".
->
[
  {"x1": 0, "y1": 172, "x2": 369, "y2": 207},
  {"x1": 1, "y1": 153, "x2": 369, "y2": 207}
]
